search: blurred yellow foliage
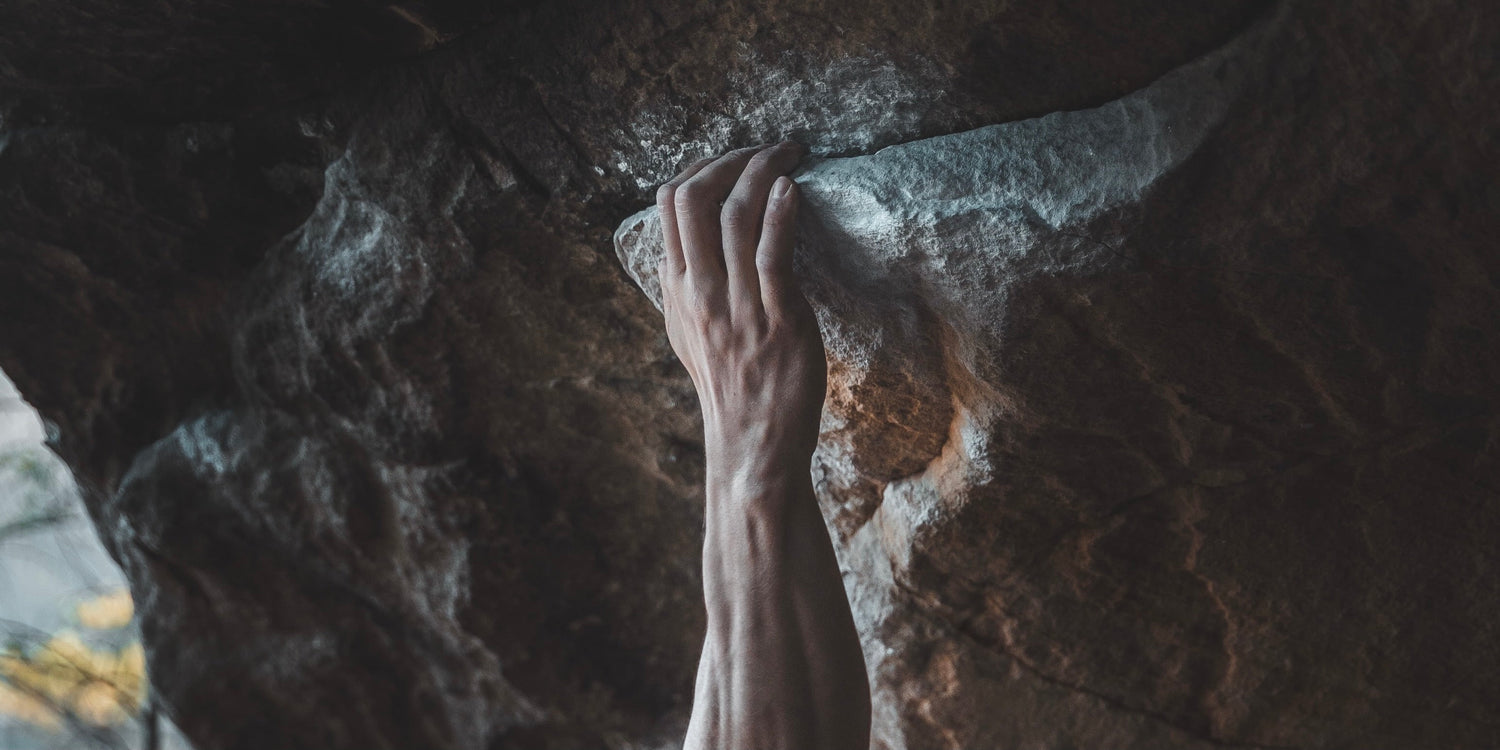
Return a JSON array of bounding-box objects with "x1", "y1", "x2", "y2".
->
[
  {"x1": 75, "y1": 589, "x2": 135, "y2": 630},
  {"x1": 0, "y1": 630, "x2": 147, "y2": 728},
  {"x1": 0, "y1": 681, "x2": 62, "y2": 730}
]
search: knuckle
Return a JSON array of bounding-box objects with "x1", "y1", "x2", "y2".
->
[
  {"x1": 754, "y1": 251, "x2": 781, "y2": 275},
  {"x1": 655, "y1": 183, "x2": 676, "y2": 208},
  {"x1": 675, "y1": 181, "x2": 708, "y2": 210},
  {"x1": 766, "y1": 311, "x2": 790, "y2": 332},
  {"x1": 684, "y1": 284, "x2": 719, "y2": 319},
  {"x1": 746, "y1": 149, "x2": 776, "y2": 172},
  {"x1": 721, "y1": 197, "x2": 756, "y2": 229},
  {"x1": 764, "y1": 309, "x2": 797, "y2": 337},
  {"x1": 738, "y1": 313, "x2": 768, "y2": 341},
  {"x1": 657, "y1": 257, "x2": 680, "y2": 282}
]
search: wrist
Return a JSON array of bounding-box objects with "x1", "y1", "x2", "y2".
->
[
  {"x1": 705, "y1": 460, "x2": 812, "y2": 506},
  {"x1": 703, "y1": 460, "x2": 817, "y2": 556},
  {"x1": 703, "y1": 438, "x2": 815, "y2": 510}
]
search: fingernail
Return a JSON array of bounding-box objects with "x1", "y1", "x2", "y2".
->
[{"x1": 773, "y1": 176, "x2": 792, "y2": 199}]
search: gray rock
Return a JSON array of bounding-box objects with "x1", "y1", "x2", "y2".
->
[
  {"x1": 4, "y1": 0, "x2": 1500, "y2": 748},
  {"x1": 617, "y1": 11, "x2": 1303, "y2": 747},
  {"x1": 616, "y1": 6, "x2": 1282, "y2": 510}
]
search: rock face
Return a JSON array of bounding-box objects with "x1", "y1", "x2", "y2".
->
[
  {"x1": 615, "y1": 7, "x2": 1500, "y2": 746},
  {"x1": 617, "y1": 10, "x2": 1276, "y2": 527},
  {"x1": 3, "y1": 0, "x2": 1499, "y2": 748}
]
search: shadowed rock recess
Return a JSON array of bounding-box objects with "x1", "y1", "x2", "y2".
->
[{"x1": 2, "y1": 0, "x2": 1498, "y2": 747}]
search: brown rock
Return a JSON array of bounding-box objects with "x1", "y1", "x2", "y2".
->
[{"x1": 3, "y1": 0, "x2": 1497, "y2": 748}]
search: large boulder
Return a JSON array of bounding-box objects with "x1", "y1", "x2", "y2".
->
[{"x1": 2, "y1": 0, "x2": 1497, "y2": 748}]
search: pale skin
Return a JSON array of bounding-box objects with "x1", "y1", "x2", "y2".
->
[{"x1": 655, "y1": 142, "x2": 871, "y2": 750}]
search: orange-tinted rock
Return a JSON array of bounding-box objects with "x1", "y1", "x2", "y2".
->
[{"x1": 3, "y1": 1, "x2": 1497, "y2": 748}]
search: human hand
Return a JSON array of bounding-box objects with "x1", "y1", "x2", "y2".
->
[{"x1": 654, "y1": 142, "x2": 826, "y2": 497}]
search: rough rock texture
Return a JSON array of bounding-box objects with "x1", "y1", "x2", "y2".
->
[
  {"x1": 0, "y1": 0, "x2": 538, "y2": 124},
  {"x1": 3, "y1": 0, "x2": 1499, "y2": 748},
  {"x1": 616, "y1": 8, "x2": 1500, "y2": 746},
  {"x1": 617, "y1": 11, "x2": 1276, "y2": 522}
]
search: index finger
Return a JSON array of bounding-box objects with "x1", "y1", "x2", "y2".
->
[{"x1": 656, "y1": 157, "x2": 715, "y2": 280}]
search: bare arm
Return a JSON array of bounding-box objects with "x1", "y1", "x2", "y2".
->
[{"x1": 655, "y1": 142, "x2": 871, "y2": 750}]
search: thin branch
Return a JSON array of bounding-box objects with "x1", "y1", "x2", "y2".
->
[{"x1": 0, "y1": 507, "x2": 75, "y2": 546}]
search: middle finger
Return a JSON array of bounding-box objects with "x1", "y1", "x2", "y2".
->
[
  {"x1": 721, "y1": 142, "x2": 805, "y2": 317},
  {"x1": 673, "y1": 145, "x2": 764, "y2": 286}
]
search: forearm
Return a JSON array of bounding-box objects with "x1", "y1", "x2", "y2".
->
[
  {"x1": 685, "y1": 456, "x2": 871, "y2": 750},
  {"x1": 650, "y1": 142, "x2": 868, "y2": 748}
]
